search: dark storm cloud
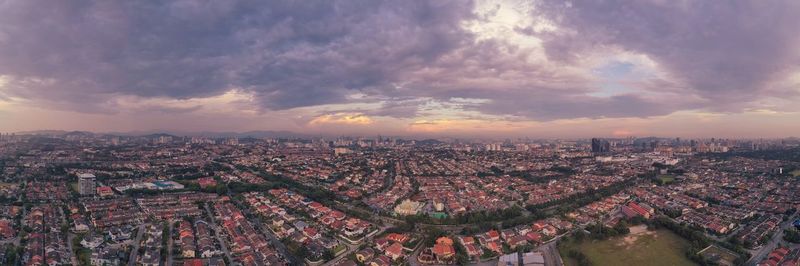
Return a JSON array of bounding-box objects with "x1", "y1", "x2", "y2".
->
[
  {"x1": 1, "y1": 0, "x2": 797, "y2": 121},
  {"x1": 535, "y1": 0, "x2": 800, "y2": 111},
  {"x1": 0, "y1": 0, "x2": 475, "y2": 112}
]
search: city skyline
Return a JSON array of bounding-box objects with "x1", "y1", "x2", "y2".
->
[{"x1": 2, "y1": 0, "x2": 800, "y2": 138}]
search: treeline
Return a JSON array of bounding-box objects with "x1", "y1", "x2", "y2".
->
[
  {"x1": 506, "y1": 170, "x2": 563, "y2": 184},
  {"x1": 583, "y1": 221, "x2": 631, "y2": 240},
  {"x1": 403, "y1": 205, "x2": 526, "y2": 226},
  {"x1": 565, "y1": 250, "x2": 592, "y2": 266},
  {"x1": 525, "y1": 178, "x2": 637, "y2": 215},
  {"x1": 784, "y1": 228, "x2": 800, "y2": 243},
  {"x1": 704, "y1": 148, "x2": 800, "y2": 162}
]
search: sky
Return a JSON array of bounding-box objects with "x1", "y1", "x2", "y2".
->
[{"x1": 1, "y1": 0, "x2": 799, "y2": 138}]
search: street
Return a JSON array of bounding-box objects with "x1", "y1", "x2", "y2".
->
[
  {"x1": 203, "y1": 203, "x2": 235, "y2": 264},
  {"x1": 745, "y1": 213, "x2": 797, "y2": 266},
  {"x1": 167, "y1": 220, "x2": 175, "y2": 266},
  {"x1": 128, "y1": 223, "x2": 146, "y2": 266}
]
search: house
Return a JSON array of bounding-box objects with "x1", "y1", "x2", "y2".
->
[
  {"x1": 385, "y1": 242, "x2": 404, "y2": 260},
  {"x1": 183, "y1": 259, "x2": 203, "y2": 266},
  {"x1": 90, "y1": 247, "x2": 121, "y2": 266},
  {"x1": 368, "y1": 255, "x2": 391, "y2": 266},
  {"x1": 531, "y1": 222, "x2": 546, "y2": 232},
  {"x1": 433, "y1": 242, "x2": 455, "y2": 260},
  {"x1": 0, "y1": 220, "x2": 14, "y2": 238},
  {"x1": 501, "y1": 229, "x2": 516, "y2": 240},
  {"x1": 465, "y1": 244, "x2": 483, "y2": 257},
  {"x1": 80, "y1": 235, "x2": 104, "y2": 249},
  {"x1": 197, "y1": 177, "x2": 217, "y2": 188},
  {"x1": 374, "y1": 238, "x2": 390, "y2": 251},
  {"x1": 459, "y1": 236, "x2": 476, "y2": 246},
  {"x1": 355, "y1": 248, "x2": 375, "y2": 262},
  {"x1": 541, "y1": 225, "x2": 557, "y2": 237},
  {"x1": 433, "y1": 237, "x2": 456, "y2": 260},
  {"x1": 507, "y1": 235, "x2": 528, "y2": 250},
  {"x1": 525, "y1": 232, "x2": 542, "y2": 244},
  {"x1": 73, "y1": 218, "x2": 90, "y2": 233},
  {"x1": 303, "y1": 227, "x2": 321, "y2": 240},
  {"x1": 436, "y1": 237, "x2": 454, "y2": 246},
  {"x1": 486, "y1": 230, "x2": 500, "y2": 241},
  {"x1": 96, "y1": 186, "x2": 114, "y2": 197},
  {"x1": 386, "y1": 233, "x2": 409, "y2": 244},
  {"x1": 485, "y1": 241, "x2": 503, "y2": 254}
]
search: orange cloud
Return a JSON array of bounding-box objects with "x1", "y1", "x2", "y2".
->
[{"x1": 308, "y1": 113, "x2": 373, "y2": 126}]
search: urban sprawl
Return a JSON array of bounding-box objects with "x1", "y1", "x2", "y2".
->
[{"x1": 0, "y1": 132, "x2": 799, "y2": 266}]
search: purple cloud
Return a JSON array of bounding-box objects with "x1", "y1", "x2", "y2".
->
[{"x1": 1, "y1": 0, "x2": 798, "y2": 123}]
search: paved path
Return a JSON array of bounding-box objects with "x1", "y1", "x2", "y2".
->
[{"x1": 128, "y1": 223, "x2": 146, "y2": 266}]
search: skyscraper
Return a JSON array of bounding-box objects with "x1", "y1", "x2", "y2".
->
[
  {"x1": 78, "y1": 173, "x2": 96, "y2": 196},
  {"x1": 591, "y1": 138, "x2": 611, "y2": 154}
]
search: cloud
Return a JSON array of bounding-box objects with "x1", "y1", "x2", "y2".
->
[
  {"x1": 0, "y1": 0, "x2": 476, "y2": 113},
  {"x1": 308, "y1": 113, "x2": 373, "y2": 126},
  {"x1": 1, "y1": 0, "x2": 799, "y2": 129},
  {"x1": 534, "y1": 0, "x2": 800, "y2": 112}
]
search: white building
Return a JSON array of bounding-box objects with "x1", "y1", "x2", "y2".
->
[{"x1": 78, "y1": 173, "x2": 96, "y2": 196}]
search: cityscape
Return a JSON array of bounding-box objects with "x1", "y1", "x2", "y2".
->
[
  {"x1": 0, "y1": 133, "x2": 798, "y2": 266},
  {"x1": 2, "y1": 1, "x2": 800, "y2": 266}
]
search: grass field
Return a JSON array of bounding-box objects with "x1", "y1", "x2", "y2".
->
[
  {"x1": 658, "y1": 175, "x2": 676, "y2": 184},
  {"x1": 560, "y1": 226, "x2": 696, "y2": 266}
]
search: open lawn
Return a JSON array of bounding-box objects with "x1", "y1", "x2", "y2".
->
[
  {"x1": 658, "y1": 175, "x2": 676, "y2": 184},
  {"x1": 560, "y1": 226, "x2": 696, "y2": 266}
]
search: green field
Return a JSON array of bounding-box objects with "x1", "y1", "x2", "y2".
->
[
  {"x1": 560, "y1": 227, "x2": 696, "y2": 266},
  {"x1": 658, "y1": 175, "x2": 676, "y2": 184}
]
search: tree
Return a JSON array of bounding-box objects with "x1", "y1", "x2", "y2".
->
[{"x1": 784, "y1": 228, "x2": 800, "y2": 243}]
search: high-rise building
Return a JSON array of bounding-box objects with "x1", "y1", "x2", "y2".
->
[
  {"x1": 591, "y1": 138, "x2": 611, "y2": 154},
  {"x1": 78, "y1": 173, "x2": 96, "y2": 196}
]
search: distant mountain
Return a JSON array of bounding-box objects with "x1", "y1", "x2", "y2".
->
[
  {"x1": 16, "y1": 130, "x2": 73, "y2": 135},
  {"x1": 103, "y1": 130, "x2": 316, "y2": 139},
  {"x1": 15, "y1": 129, "x2": 331, "y2": 139},
  {"x1": 415, "y1": 139, "x2": 445, "y2": 146}
]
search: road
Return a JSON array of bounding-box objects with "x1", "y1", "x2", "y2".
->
[
  {"x1": 240, "y1": 206, "x2": 296, "y2": 265},
  {"x1": 166, "y1": 220, "x2": 175, "y2": 266},
  {"x1": 203, "y1": 203, "x2": 235, "y2": 264},
  {"x1": 745, "y1": 213, "x2": 797, "y2": 266},
  {"x1": 128, "y1": 223, "x2": 146, "y2": 266},
  {"x1": 66, "y1": 233, "x2": 78, "y2": 266},
  {"x1": 536, "y1": 240, "x2": 564, "y2": 266},
  {"x1": 58, "y1": 205, "x2": 77, "y2": 265}
]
